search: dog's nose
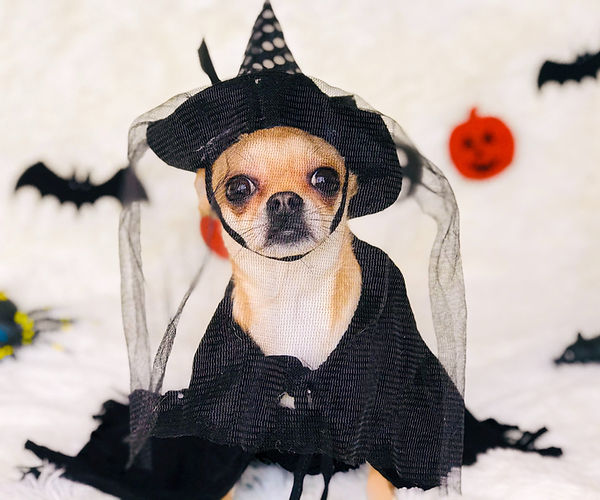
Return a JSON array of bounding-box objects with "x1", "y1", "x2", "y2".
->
[{"x1": 266, "y1": 192, "x2": 303, "y2": 215}]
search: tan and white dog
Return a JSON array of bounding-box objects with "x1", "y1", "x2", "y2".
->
[{"x1": 195, "y1": 125, "x2": 395, "y2": 499}]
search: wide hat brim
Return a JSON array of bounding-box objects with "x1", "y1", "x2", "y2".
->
[{"x1": 146, "y1": 71, "x2": 402, "y2": 219}]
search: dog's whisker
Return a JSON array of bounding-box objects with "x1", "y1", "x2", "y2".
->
[
  {"x1": 305, "y1": 217, "x2": 335, "y2": 223},
  {"x1": 238, "y1": 227, "x2": 261, "y2": 237}
]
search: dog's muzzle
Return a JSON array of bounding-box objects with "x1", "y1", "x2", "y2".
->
[{"x1": 265, "y1": 191, "x2": 310, "y2": 245}]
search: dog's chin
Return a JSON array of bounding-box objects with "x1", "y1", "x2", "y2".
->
[
  {"x1": 257, "y1": 229, "x2": 321, "y2": 259},
  {"x1": 266, "y1": 227, "x2": 310, "y2": 246}
]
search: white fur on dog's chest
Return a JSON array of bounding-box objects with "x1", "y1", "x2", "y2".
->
[
  {"x1": 229, "y1": 228, "x2": 361, "y2": 371},
  {"x1": 247, "y1": 272, "x2": 341, "y2": 369}
]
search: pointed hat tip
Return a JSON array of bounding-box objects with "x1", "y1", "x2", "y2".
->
[{"x1": 238, "y1": 1, "x2": 301, "y2": 76}]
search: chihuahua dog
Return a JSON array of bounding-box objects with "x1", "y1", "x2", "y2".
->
[{"x1": 195, "y1": 126, "x2": 394, "y2": 499}]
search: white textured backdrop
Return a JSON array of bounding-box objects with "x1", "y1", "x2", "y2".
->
[{"x1": 0, "y1": 1, "x2": 599, "y2": 499}]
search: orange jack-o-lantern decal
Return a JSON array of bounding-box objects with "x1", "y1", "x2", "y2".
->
[
  {"x1": 449, "y1": 108, "x2": 515, "y2": 179},
  {"x1": 200, "y1": 215, "x2": 229, "y2": 259}
]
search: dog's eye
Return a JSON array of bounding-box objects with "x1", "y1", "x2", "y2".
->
[
  {"x1": 225, "y1": 176, "x2": 256, "y2": 204},
  {"x1": 310, "y1": 168, "x2": 340, "y2": 196}
]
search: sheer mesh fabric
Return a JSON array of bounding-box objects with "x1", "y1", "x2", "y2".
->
[{"x1": 119, "y1": 75, "x2": 466, "y2": 495}]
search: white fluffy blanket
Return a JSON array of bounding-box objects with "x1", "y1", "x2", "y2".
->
[{"x1": 1, "y1": 1, "x2": 599, "y2": 498}]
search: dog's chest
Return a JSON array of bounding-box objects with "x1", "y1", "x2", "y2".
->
[{"x1": 245, "y1": 272, "x2": 344, "y2": 369}]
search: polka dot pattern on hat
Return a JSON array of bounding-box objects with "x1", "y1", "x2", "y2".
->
[{"x1": 238, "y1": 1, "x2": 301, "y2": 76}]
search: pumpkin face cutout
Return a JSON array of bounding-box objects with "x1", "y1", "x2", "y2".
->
[{"x1": 449, "y1": 108, "x2": 515, "y2": 179}]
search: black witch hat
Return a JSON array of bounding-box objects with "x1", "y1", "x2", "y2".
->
[{"x1": 146, "y1": 1, "x2": 402, "y2": 219}]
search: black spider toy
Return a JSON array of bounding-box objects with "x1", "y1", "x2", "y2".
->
[{"x1": 0, "y1": 292, "x2": 69, "y2": 360}]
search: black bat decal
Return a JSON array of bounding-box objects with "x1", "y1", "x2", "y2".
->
[
  {"x1": 555, "y1": 332, "x2": 600, "y2": 364},
  {"x1": 15, "y1": 162, "x2": 147, "y2": 208},
  {"x1": 538, "y1": 50, "x2": 600, "y2": 88},
  {"x1": 400, "y1": 145, "x2": 423, "y2": 197}
]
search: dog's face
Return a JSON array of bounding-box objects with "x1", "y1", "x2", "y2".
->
[{"x1": 201, "y1": 126, "x2": 357, "y2": 259}]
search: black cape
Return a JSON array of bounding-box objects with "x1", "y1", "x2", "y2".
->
[
  {"x1": 137, "y1": 238, "x2": 463, "y2": 489},
  {"x1": 28, "y1": 238, "x2": 464, "y2": 499}
]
